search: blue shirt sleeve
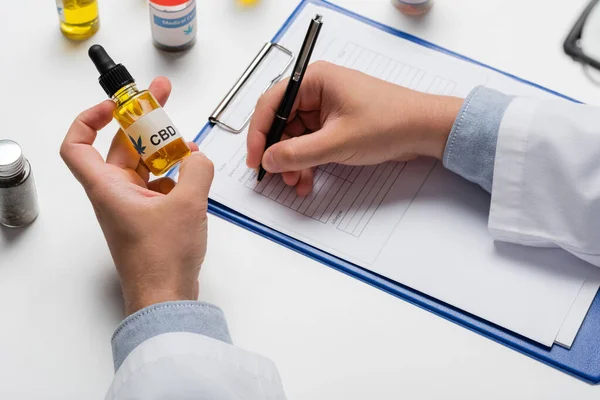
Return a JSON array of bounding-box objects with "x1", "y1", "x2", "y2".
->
[
  {"x1": 442, "y1": 86, "x2": 513, "y2": 193},
  {"x1": 111, "y1": 301, "x2": 232, "y2": 371}
]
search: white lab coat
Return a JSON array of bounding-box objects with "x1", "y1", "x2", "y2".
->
[
  {"x1": 106, "y1": 333, "x2": 286, "y2": 399},
  {"x1": 106, "y1": 97, "x2": 600, "y2": 399},
  {"x1": 490, "y1": 97, "x2": 600, "y2": 267}
]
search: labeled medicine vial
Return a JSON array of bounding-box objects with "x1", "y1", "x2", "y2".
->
[
  {"x1": 88, "y1": 45, "x2": 191, "y2": 175},
  {"x1": 149, "y1": 0, "x2": 197, "y2": 52},
  {"x1": 55, "y1": 0, "x2": 100, "y2": 40},
  {"x1": 0, "y1": 140, "x2": 39, "y2": 228},
  {"x1": 391, "y1": 0, "x2": 433, "y2": 16}
]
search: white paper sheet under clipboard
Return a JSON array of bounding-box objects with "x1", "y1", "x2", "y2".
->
[{"x1": 172, "y1": 1, "x2": 600, "y2": 350}]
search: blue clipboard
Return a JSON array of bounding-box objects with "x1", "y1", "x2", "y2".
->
[{"x1": 175, "y1": 0, "x2": 600, "y2": 384}]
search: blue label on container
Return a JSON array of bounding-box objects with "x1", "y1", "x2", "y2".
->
[{"x1": 153, "y1": 7, "x2": 196, "y2": 29}]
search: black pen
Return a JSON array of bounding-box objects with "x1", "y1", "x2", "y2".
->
[{"x1": 257, "y1": 14, "x2": 324, "y2": 182}]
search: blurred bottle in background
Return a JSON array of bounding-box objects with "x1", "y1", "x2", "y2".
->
[
  {"x1": 56, "y1": 0, "x2": 100, "y2": 40},
  {"x1": 391, "y1": 0, "x2": 433, "y2": 16},
  {"x1": 149, "y1": 0, "x2": 197, "y2": 52},
  {"x1": 237, "y1": 0, "x2": 261, "y2": 7}
]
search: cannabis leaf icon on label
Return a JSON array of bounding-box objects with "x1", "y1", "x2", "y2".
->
[
  {"x1": 129, "y1": 135, "x2": 147, "y2": 156},
  {"x1": 184, "y1": 25, "x2": 194, "y2": 35}
]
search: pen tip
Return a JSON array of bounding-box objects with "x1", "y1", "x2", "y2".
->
[{"x1": 257, "y1": 168, "x2": 267, "y2": 182}]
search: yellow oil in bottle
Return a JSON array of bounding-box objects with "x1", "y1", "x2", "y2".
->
[
  {"x1": 113, "y1": 85, "x2": 191, "y2": 175},
  {"x1": 57, "y1": 0, "x2": 100, "y2": 40}
]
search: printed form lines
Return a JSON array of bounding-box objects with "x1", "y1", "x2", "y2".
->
[
  {"x1": 329, "y1": 41, "x2": 457, "y2": 95},
  {"x1": 246, "y1": 164, "x2": 363, "y2": 225},
  {"x1": 335, "y1": 162, "x2": 405, "y2": 237},
  {"x1": 246, "y1": 161, "x2": 405, "y2": 238}
]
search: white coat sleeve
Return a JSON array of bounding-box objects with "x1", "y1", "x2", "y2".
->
[
  {"x1": 489, "y1": 97, "x2": 600, "y2": 267},
  {"x1": 106, "y1": 332, "x2": 286, "y2": 400}
]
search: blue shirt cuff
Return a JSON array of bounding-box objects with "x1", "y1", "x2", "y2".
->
[
  {"x1": 442, "y1": 86, "x2": 513, "y2": 193},
  {"x1": 111, "y1": 301, "x2": 232, "y2": 371}
]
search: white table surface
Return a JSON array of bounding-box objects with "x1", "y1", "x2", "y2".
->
[{"x1": 1, "y1": 0, "x2": 599, "y2": 398}]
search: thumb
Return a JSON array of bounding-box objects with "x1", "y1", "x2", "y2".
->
[
  {"x1": 262, "y1": 124, "x2": 344, "y2": 173},
  {"x1": 171, "y1": 152, "x2": 214, "y2": 202}
]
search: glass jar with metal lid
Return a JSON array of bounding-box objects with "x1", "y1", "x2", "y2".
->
[{"x1": 0, "y1": 140, "x2": 39, "y2": 228}]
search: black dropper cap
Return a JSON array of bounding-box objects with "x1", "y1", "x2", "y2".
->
[{"x1": 88, "y1": 45, "x2": 135, "y2": 97}]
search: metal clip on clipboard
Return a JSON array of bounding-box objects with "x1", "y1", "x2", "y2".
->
[{"x1": 209, "y1": 42, "x2": 295, "y2": 133}]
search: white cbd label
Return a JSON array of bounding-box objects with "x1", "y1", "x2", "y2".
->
[
  {"x1": 149, "y1": 1, "x2": 197, "y2": 48},
  {"x1": 124, "y1": 108, "x2": 183, "y2": 162},
  {"x1": 56, "y1": 0, "x2": 66, "y2": 22}
]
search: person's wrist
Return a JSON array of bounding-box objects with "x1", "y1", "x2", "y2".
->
[
  {"x1": 112, "y1": 252, "x2": 202, "y2": 315},
  {"x1": 414, "y1": 94, "x2": 464, "y2": 160},
  {"x1": 122, "y1": 285, "x2": 198, "y2": 315},
  {"x1": 118, "y1": 263, "x2": 199, "y2": 315}
]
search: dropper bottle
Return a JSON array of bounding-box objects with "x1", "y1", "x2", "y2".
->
[{"x1": 88, "y1": 45, "x2": 191, "y2": 176}]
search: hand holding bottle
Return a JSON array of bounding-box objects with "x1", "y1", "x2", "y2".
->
[{"x1": 61, "y1": 77, "x2": 213, "y2": 316}]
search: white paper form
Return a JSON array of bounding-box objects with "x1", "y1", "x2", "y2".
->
[{"x1": 195, "y1": 4, "x2": 599, "y2": 347}]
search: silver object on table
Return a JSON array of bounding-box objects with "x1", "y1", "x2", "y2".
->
[{"x1": 0, "y1": 140, "x2": 39, "y2": 228}]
